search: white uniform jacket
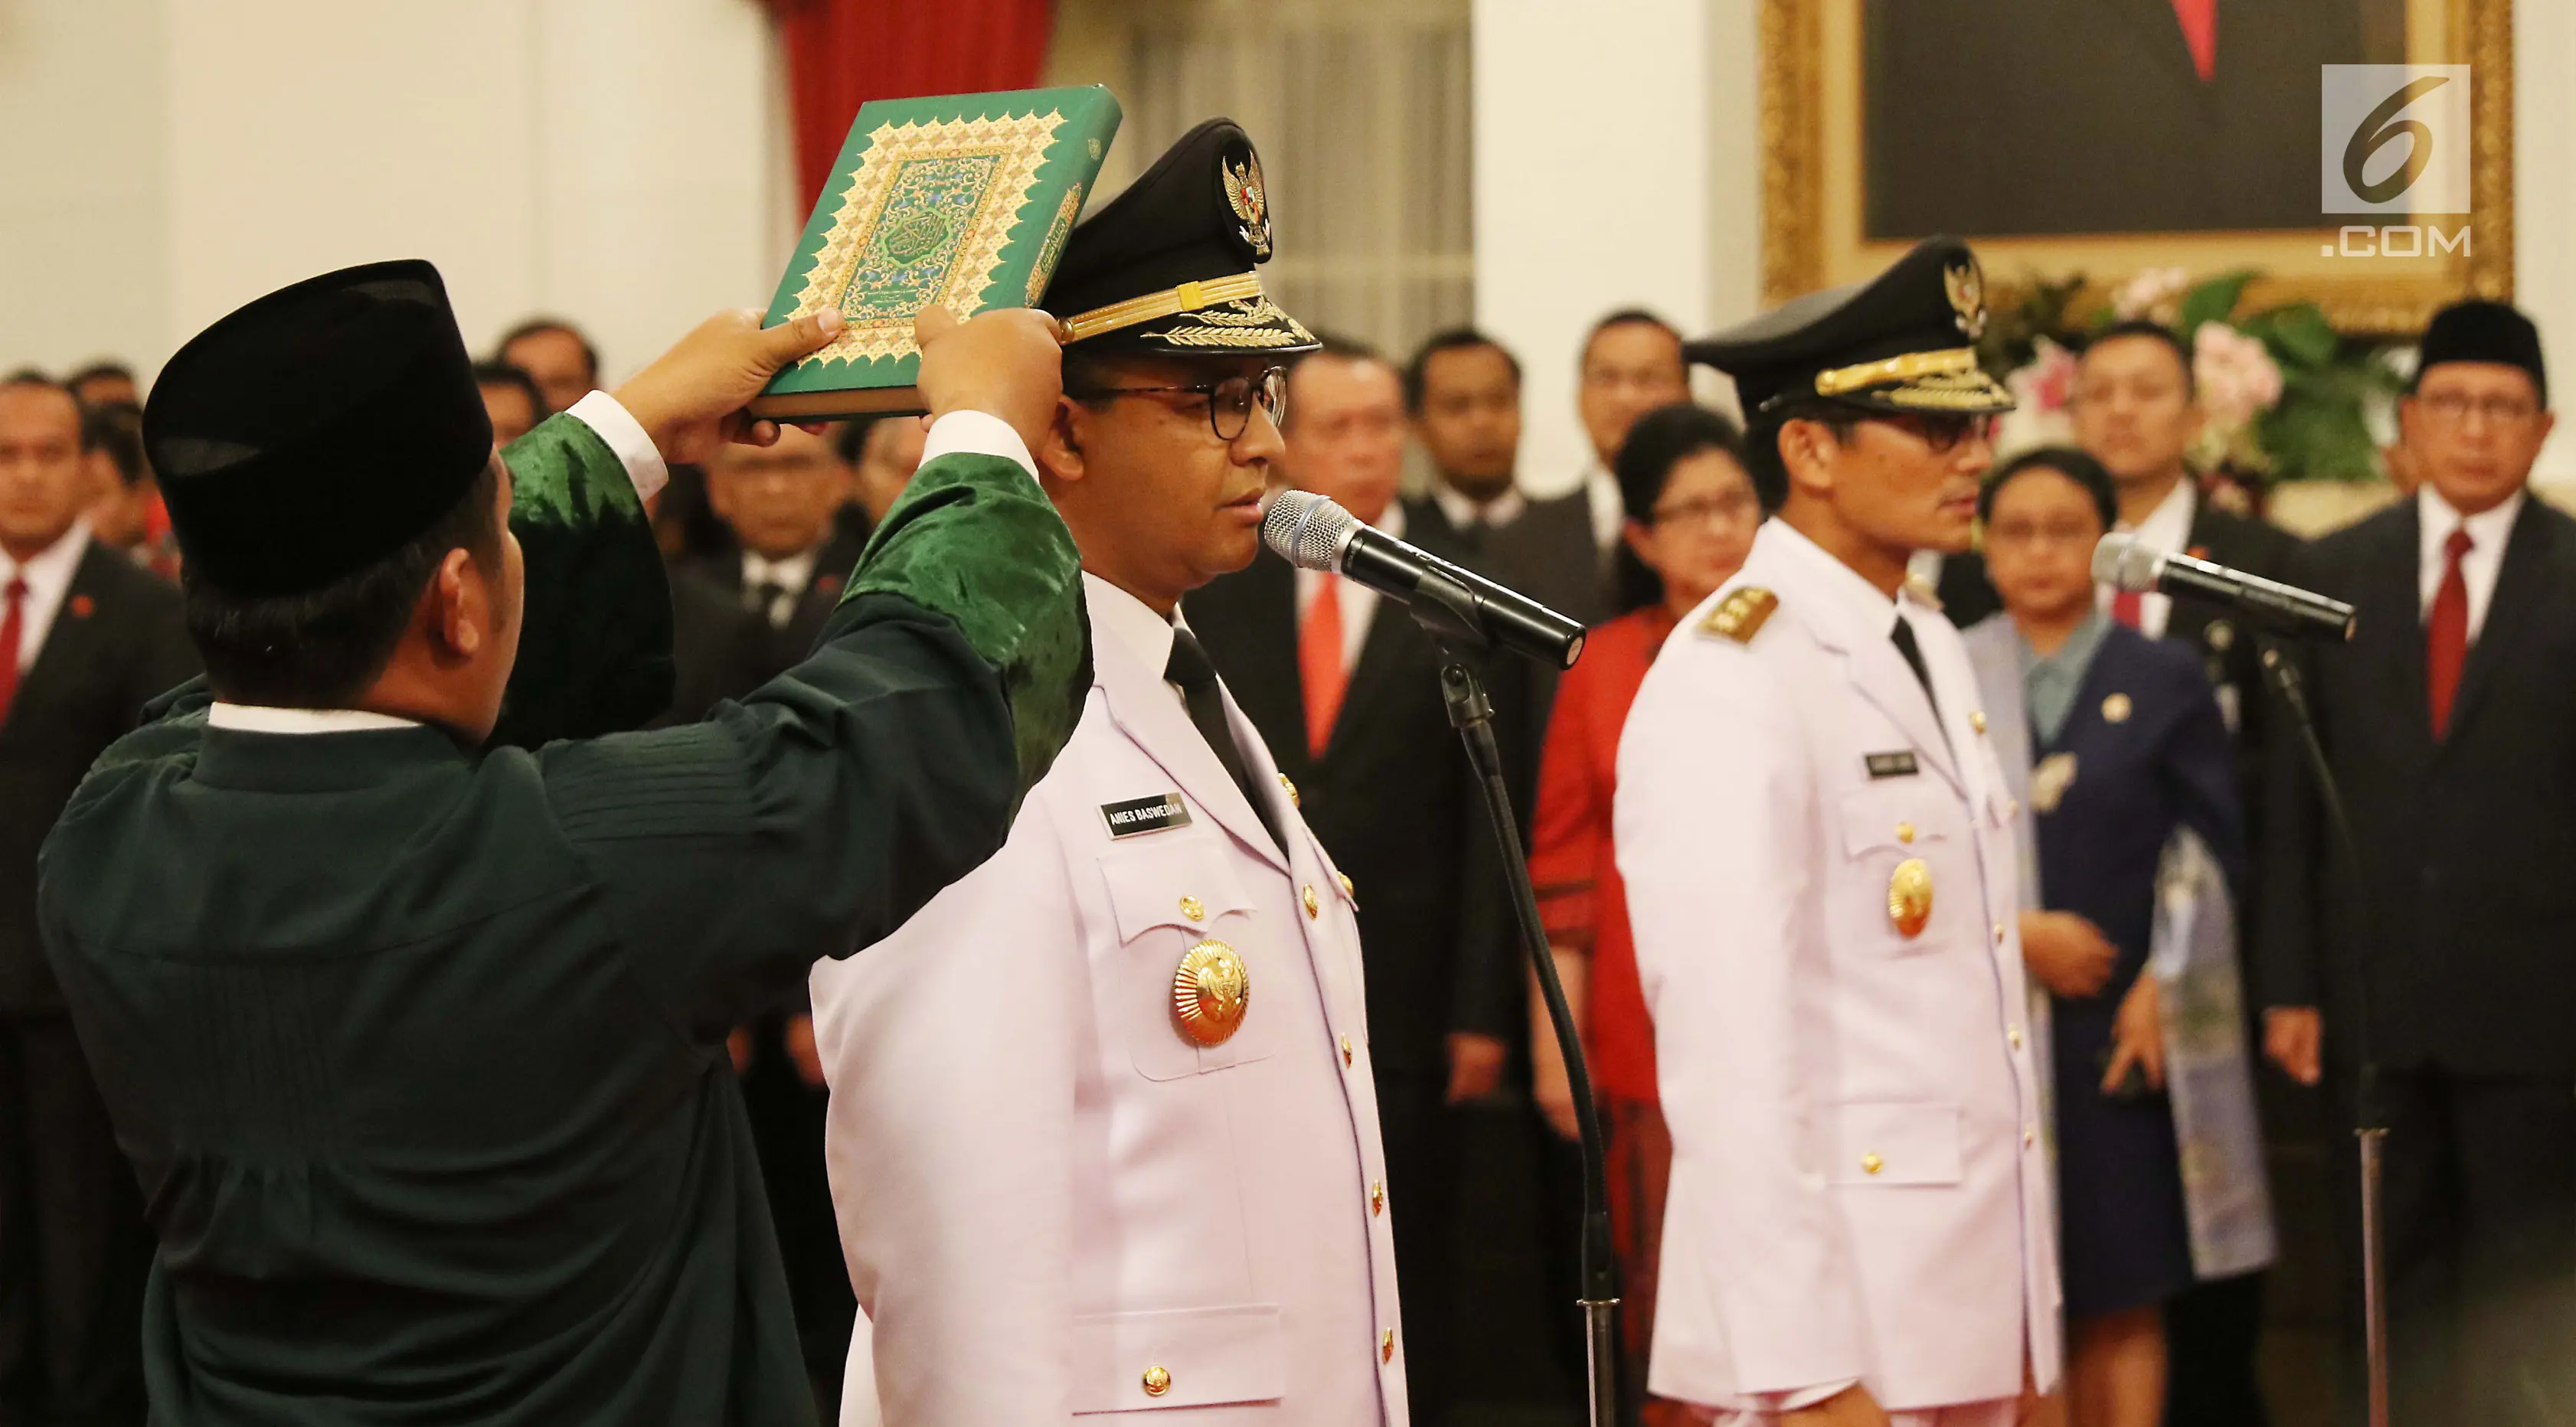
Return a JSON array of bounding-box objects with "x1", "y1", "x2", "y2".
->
[
  {"x1": 811, "y1": 572, "x2": 1407, "y2": 1425},
  {"x1": 1615, "y1": 521, "x2": 2062, "y2": 1415}
]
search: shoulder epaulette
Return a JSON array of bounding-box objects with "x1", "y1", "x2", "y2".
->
[{"x1": 1698, "y1": 586, "x2": 1779, "y2": 644}]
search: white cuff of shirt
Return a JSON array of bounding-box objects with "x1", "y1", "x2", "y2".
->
[
  {"x1": 919, "y1": 410, "x2": 1038, "y2": 483},
  {"x1": 564, "y1": 390, "x2": 669, "y2": 504}
]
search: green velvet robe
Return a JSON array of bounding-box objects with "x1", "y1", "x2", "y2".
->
[{"x1": 35, "y1": 413, "x2": 1087, "y2": 1426}]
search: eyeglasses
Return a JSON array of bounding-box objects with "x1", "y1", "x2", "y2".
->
[
  {"x1": 1868, "y1": 410, "x2": 1998, "y2": 454},
  {"x1": 1070, "y1": 366, "x2": 1290, "y2": 442},
  {"x1": 1650, "y1": 491, "x2": 1759, "y2": 529},
  {"x1": 2418, "y1": 390, "x2": 2539, "y2": 426},
  {"x1": 1983, "y1": 518, "x2": 2100, "y2": 550}
]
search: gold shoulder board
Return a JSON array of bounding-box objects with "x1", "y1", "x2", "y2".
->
[{"x1": 1698, "y1": 586, "x2": 1779, "y2": 645}]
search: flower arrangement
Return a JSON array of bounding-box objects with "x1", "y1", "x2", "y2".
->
[{"x1": 1976, "y1": 268, "x2": 2403, "y2": 486}]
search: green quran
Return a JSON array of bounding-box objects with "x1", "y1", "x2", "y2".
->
[{"x1": 750, "y1": 86, "x2": 1122, "y2": 420}]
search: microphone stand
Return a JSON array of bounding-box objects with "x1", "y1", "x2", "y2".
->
[
  {"x1": 1405, "y1": 570, "x2": 1620, "y2": 1427},
  {"x1": 2257, "y1": 638, "x2": 2388, "y2": 1427}
]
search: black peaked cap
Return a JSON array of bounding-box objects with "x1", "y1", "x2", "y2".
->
[
  {"x1": 1687, "y1": 236, "x2": 2013, "y2": 416},
  {"x1": 145, "y1": 259, "x2": 492, "y2": 596},
  {"x1": 1041, "y1": 118, "x2": 1316, "y2": 357}
]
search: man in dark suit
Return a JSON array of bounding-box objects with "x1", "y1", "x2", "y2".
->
[
  {"x1": 1406, "y1": 330, "x2": 1611, "y2": 630},
  {"x1": 695, "y1": 423, "x2": 871, "y2": 686},
  {"x1": 2071, "y1": 320, "x2": 2300, "y2": 1427},
  {"x1": 2260, "y1": 301, "x2": 2576, "y2": 1426},
  {"x1": 0, "y1": 372, "x2": 196, "y2": 1425},
  {"x1": 1867, "y1": 0, "x2": 2389, "y2": 238},
  {"x1": 1187, "y1": 336, "x2": 1515, "y2": 1425}
]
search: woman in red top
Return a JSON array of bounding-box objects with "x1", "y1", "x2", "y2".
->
[{"x1": 1528, "y1": 402, "x2": 1758, "y2": 1425}]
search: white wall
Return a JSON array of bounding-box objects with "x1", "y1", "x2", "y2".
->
[
  {"x1": 2, "y1": 0, "x2": 786, "y2": 388},
  {"x1": 1479, "y1": 0, "x2": 2576, "y2": 494}
]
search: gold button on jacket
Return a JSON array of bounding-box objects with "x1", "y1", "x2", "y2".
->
[{"x1": 1143, "y1": 1365, "x2": 1171, "y2": 1396}]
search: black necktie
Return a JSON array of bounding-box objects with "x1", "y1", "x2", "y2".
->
[
  {"x1": 1165, "y1": 628, "x2": 1286, "y2": 855},
  {"x1": 1891, "y1": 615, "x2": 1941, "y2": 720},
  {"x1": 748, "y1": 580, "x2": 791, "y2": 630}
]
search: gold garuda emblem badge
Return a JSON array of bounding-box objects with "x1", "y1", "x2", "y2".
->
[
  {"x1": 1173, "y1": 939, "x2": 1250, "y2": 1046},
  {"x1": 1944, "y1": 259, "x2": 1986, "y2": 340},
  {"x1": 1888, "y1": 857, "x2": 1934, "y2": 939},
  {"x1": 1224, "y1": 153, "x2": 1273, "y2": 262}
]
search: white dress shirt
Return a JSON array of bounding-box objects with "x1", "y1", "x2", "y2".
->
[
  {"x1": 2417, "y1": 485, "x2": 2525, "y2": 643},
  {"x1": 1082, "y1": 570, "x2": 1184, "y2": 713},
  {"x1": 740, "y1": 548, "x2": 820, "y2": 628},
  {"x1": 1292, "y1": 500, "x2": 1404, "y2": 673},
  {"x1": 1581, "y1": 459, "x2": 1625, "y2": 557},
  {"x1": 198, "y1": 397, "x2": 1053, "y2": 736},
  {"x1": 2094, "y1": 475, "x2": 2195, "y2": 639},
  {"x1": 1430, "y1": 482, "x2": 1527, "y2": 535},
  {"x1": 0, "y1": 518, "x2": 93, "y2": 677}
]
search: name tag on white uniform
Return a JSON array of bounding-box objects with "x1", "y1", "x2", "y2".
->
[{"x1": 1100, "y1": 792, "x2": 1193, "y2": 839}]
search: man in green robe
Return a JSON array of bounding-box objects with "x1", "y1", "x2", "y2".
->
[{"x1": 35, "y1": 259, "x2": 1087, "y2": 1426}]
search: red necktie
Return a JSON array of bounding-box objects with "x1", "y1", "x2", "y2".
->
[
  {"x1": 2427, "y1": 527, "x2": 2473, "y2": 738},
  {"x1": 0, "y1": 579, "x2": 25, "y2": 728},
  {"x1": 1299, "y1": 576, "x2": 1346, "y2": 759},
  {"x1": 2171, "y1": 0, "x2": 2217, "y2": 81},
  {"x1": 2111, "y1": 587, "x2": 2145, "y2": 630}
]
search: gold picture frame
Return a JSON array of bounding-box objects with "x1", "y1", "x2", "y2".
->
[{"x1": 1761, "y1": 0, "x2": 2512, "y2": 335}]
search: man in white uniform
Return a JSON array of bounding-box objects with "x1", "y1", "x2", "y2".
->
[
  {"x1": 811, "y1": 120, "x2": 1407, "y2": 1426},
  {"x1": 1617, "y1": 237, "x2": 2061, "y2": 1427}
]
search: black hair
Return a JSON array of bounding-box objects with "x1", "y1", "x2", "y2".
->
[
  {"x1": 2082, "y1": 320, "x2": 2196, "y2": 398},
  {"x1": 183, "y1": 459, "x2": 505, "y2": 707},
  {"x1": 83, "y1": 402, "x2": 147, "y2": 481},
  {"x1": 471, "y1": 361, "x2": 548, "y2": 420},
  {"x1": 0, "y1": 370, "x2": 86, "y2": 440},
  {"x1": 67, "y1": 360, "x2": 138, "y2": 395},
  {"x1": 496, "y1": 318, "x2": 600, "y2": 384},
  {"x1": 1581, "y1": 309, "x2": 1682, "y2": 368},
  {"x1": 1977, "y1": 445, "x2": 2120, "y2": 531},
  {"x1": 1611, "y1": 402, "x2": 1745, "y2": 613},
  {"x1": 1739, "y1": 397, "x2": 1862, "y2": 515},
  {"x1": 1403, "y1": 328, "x2": 1522, "y2": 413}
]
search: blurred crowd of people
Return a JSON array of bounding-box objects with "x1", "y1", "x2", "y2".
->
[{"x1": 3, "y1": 276, "x2": 2567, "y2": 1427}]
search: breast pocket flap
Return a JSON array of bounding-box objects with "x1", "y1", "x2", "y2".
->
[
  {"x1": 1827, "y1": 1101, "x2": 1963, "y2": 1187},
  {"x1": 1839, "y1": 783, "x2": 1953, "y2": 857},
  {"x1": 1067, "y1": 1303, "x2": 1285, "y2": 1412},
  {"x1": 1098, "y1": 839, "x2": 1256, "y2": 943}
]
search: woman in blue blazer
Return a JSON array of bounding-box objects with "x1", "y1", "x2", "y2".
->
[{"x1": 1968, "y1": 447, "x2": 2248, "y2": 1427}]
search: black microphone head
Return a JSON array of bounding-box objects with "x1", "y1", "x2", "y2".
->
[
  {"x1": 1261, "y1": 488, "x2": 1358, "y2": 571},
  {"x1": 2091, "y1": 532, "x2": 2162, "y2": 593}
]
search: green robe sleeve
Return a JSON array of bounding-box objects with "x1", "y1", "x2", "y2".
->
[
  {"x1": 538, "y1": 449, "x2": 1087, "y2": 1041},
  {"x1": 487, "y1": 413, "x2": 674, "y2": 749}
]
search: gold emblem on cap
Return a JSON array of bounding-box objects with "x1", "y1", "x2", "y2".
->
[
  {"x1": 1888, "y1": 857, "x2": 1934, "y2": 938},
  {"x1": 1700, "y1": 586, "x2": 1779, "y2": 645},
  {"x1": 1224, "y1": 152, "x2": 1273, "y2": 260},
  {"x1": 2102, "y1": 692, "x2": 2133, "y2": 724},
  {"x1": 1172, "y1": 939, "x2": 1250, "y2": 1047},
  {"x1": 1945, "y1": 258, "x2": 1987, "y2": 339}
]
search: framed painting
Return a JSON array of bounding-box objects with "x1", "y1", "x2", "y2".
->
[{"x1": 1760, "y1": 0, "x2": 2512, "y2": 334}]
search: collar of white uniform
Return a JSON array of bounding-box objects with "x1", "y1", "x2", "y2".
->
[
  {"x1": 1080, "y1": 570, "x2": 1185, "y2": 683},
  {"x1": 207, "y1": 704, "x2": 424, "y2": 735}
]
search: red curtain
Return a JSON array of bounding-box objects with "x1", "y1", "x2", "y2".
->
[{"x1": 761, "y1": 0, "x2": 1059, "y2": 208}]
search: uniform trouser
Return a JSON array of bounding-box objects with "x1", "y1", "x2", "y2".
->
[
  {"x1": 0, "y1": 1017, "x2": 148, "y2": 1427},
  {"x1": 1377, "y1": 1070, "x2": 1461, "y2": 1427},
  {"x1": 2331, "y1": 1065, "x2": 2576, "y2": 1427},
  {"x1": 1690, "y1": 1396, "x2": 2021, "y2": 1425}
]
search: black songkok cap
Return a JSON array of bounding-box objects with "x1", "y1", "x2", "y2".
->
[
  {"x1": 1041, "y1": 118, "x2": 1317, "y2": 357},
  {"x1": 144, "y1": 259, "x2": 492, "y2": 596},
  {"x1": 2417, "y1": 299, "x2": 2548, "y2": 405},
  {"x1": 1686, "y1": 236, "x2": 2014, "y2": 417}
]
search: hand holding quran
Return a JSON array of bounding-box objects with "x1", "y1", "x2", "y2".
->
[
  {"x1": 912, "y1": 305, "x2": 1065, "y2": 458},
  {"x1": 613, "y1": 305, "x2": 848, "y2": 465}
]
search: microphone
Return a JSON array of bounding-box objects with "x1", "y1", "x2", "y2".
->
[
  {"x1": 1263, "y1": 490, "x2": 1587, "y2": 669},
  {"x1": 2092, "y1": 532, "x2": 2356, "y2": 640}
]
